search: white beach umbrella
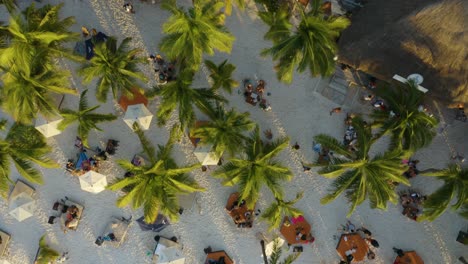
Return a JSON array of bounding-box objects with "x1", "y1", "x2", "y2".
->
[
  {"x1": 123, "y1": 104, "x2": 153, "y2": 130},
  {"x1": 158, "y1": 246, "x2": 185, "y2": 264},
  {"x1": 34, "y1": 115, "x2": 63, "y2": 138},
  {"x1": 79, "y1": 171, "x2": 108, "y2": 193},
  {"x1": 193, "y1": 145, "x2": 222, "y2": 166},
  {"x1": 8, "y1": 192, "x2": 36, "y2": 222}
]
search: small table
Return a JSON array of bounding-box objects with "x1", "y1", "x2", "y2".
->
[
  {"x1": 336, "y1": 233, "x2": 369, "y2": 262},
  {"x1": 280, "y1": 216, "x2": 312, "y2": 245},
  {"x1": 225, "y1": 193, "x2": 254, "y2": 227}
]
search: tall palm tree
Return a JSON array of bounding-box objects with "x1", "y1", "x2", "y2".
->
[
  {"x1": 204, "y1": 59, "x2": 239, "y2": 93},
  {"x1": 371, "y1": 80, "x2": 438, "y2": 151},
  {"x1": 35, "y1": 235, "x2": 60, "y2": 264},
  {"x1": 418, "y1": 164, "x2": 468, "y2": 221},
  {"x1": 191, "y1": 103, "x2": 255, "y2": 156},
  {"x1": 57, "y1": 89, "x2": 117, "y2": 148},
  {"x1": 223, "y1": 0, "x2": 245, "y2": 16},
  {"x1": 314, "y1": 116, "x2": 410, "y2": 216},
  {"x1": 213, "y1": 126, "x2": 292, "y2": 208},
  {"x1": 258, "y1": 8, "x2": 292, "y2": 44},
  {"x1": 0, "y1": 0, "x2": 17, "y2": 13},
  {"x1": 0, "y1": 121, "x2": 58, "y2": 198},
  {"x1": 79, "y1": 37, "x2": 148, "y2": 103},
  {"x1": 0, "y1": 3, "x2": 79, "y2": 68},
  {"x1": 148, "y1": 69, "x2": 227, "y2": 130},
  {"x1": 261, "y1": 192, "x2": 303, "y2": 231},
  {"x1": 160, "y1": 0, "x2": 235, "y2": 71},
  {"x1": 267, "y1": 238, "x2": 300, "y2": 264},
  {"x1": 0, "y1": 55, "x2": 77, "y2": 124},
  {"x1": 108, "y1": 124, "x2": 204, "y2": 222},
  {"x1": 261, "y1": 0, "x2": 350, "y2": 83}
]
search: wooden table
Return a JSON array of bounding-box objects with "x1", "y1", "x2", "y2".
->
[
  {"x1": 225, "y1": 193, "x2": 254, "y2": 226},
  {"x1": 395, "y1": 251, "x2": 424, "y2": 264},
  {"x1": 336, "y1": 233, "x2": 369, "y2": 262},
  {"x1": 205, "y1": 250, "x2": 234, "y2": 264},
  {"x1": 280, "y1": 216, "x2": 312, "y2": 245}
]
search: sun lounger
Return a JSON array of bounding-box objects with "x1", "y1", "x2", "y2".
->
[
  {"x1": 0, "y1": 229, "x2": 11, "y2": 257},
  {"x1": 96, "y1": 216, "x2": 132, "y2": 247},
  {"x1": 59, "y1": 199, "x2": 84, "y2": 232}
]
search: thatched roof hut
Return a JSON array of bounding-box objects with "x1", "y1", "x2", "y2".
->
[{"x1": 337, "y1": 0, "x2": 468, "y2": 104}]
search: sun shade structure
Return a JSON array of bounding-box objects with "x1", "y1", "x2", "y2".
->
[
  {"x1": 153, "y1": 236, "x2": 185, "y2": 264},
  {"x1": 0, "y1": 229, "x2": 11, "y2": 257},
  {"x1": 337, "y1": 0, "x2": 468, "y2": 104},
  {"x1": 97, "y1": 216, "x2": 132, "y2": 247},
  {"x1": 395, "y1": 251, "x2": 424, "y2": 264},
  {"x1": 9, "y1": 192, "x2": 37, "y2": 222},
  {"x1": 123, "y1": 104, "x2": 153, "y2": 130},
  {"x1": 193, "y1": 145, "x2": 222, "y2": 166},
  {"x1": 336, "y1": 233, "x2": 369, "y2": 262},
  {"x1": 119, "y1": 89, "x2": 149, "y2": 111},
  {"x1": 205, "y1": 250, "x2": 234, "y2": 264},
  {"x1": 79, "y1": 171, "x2": 108, "y2": 193},
  {"x1": 136, "y1": 214, "x2": 169, "y2": 232},
  {"x1": 280, "y1": 216, "x2": 312, "y2": 245},
  {"x1": 34, "y1": 114, "x2": 63, "y2": 138}
]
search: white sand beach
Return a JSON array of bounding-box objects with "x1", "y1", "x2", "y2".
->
[{"x1": 0, "y1": 0, "x2": 467, "y2": 264}]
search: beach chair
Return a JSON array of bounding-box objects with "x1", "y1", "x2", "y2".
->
[
  {"x1": 0, "y1": 229, "x2": 11, "y2": 257},
  {"x1": 95, "y1": 216, "x2": 132, "y2": 247}
]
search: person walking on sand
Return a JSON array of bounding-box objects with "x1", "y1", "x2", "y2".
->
[{"x1": 330, "y1": 107, "x2": 342, "y2": 115}]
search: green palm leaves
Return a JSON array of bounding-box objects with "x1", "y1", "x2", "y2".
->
[
  {"x1": 108, "y1": 124, "x2": 204, "y2": 223},
  {"x1": 149, "y1": 69, "x2": 227, "y2": 130},
  {"x1": 419, "y1": 164, "x2": 468, "y2": 221},
  {"x1": 213, "y1": 126, "x2": 292, "y2": 208},
  {"x1": 371, "y1": 80, "x2": 438, "y2": 151},
  {"x1": 160, "y1": 0, "x2": 235, "y2": 71},
  {"x1": 58, "y1": 90, "x2": 117, "y2": 148},
  {"x1": 315, "y1": 117, "x2": 409, "y2": 216},
  {"x1": 191, "y1": 104, "x2": 255, "y2": 156},
  {"x1": 0, "y1": 121, "x2": 58, "y2": 198},
  {"x1": 0, "y1": 0, "x2": 17, "y2": 13},
  {"x1": 79, "y1": 37, "x2": 147, "y2": 102},
  {"x1": 204, "y1": 59, "x2": 239, "y2": 93},
  {"x1": 261, "y1": 192, "x2": 303, "y2": 231},
  {"x1": 268, "y1": 238, "x2": 300, "y2": 264},
  {"x1": 36, "y1": 235, "x2": 60, "y2": 264},
  {"x1": 261, "y1": 0, "x2": 349, "y2": 83}
]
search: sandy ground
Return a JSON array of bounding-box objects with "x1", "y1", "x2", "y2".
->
[{"x1": 0, "y1": 1, "x2": 467, "y2": 263}]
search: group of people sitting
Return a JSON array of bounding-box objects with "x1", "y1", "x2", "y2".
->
[
  {"x1": 243, "y1": 79, "x2": 271, "y2": 111},
  {"x1": 400, "y1": 190, "x2": 426, "y2": 221},
  {"x1": 403, "y1": 159, "x2": 420, "y2": 178},
  {"x1": 64, "y1": 205, "x2": 80, "y2": 230},
  {"x1": 66, "y1": 137, "x2": 119, "y2": 175},
  {"x1": 148, "y1": 54, "x2": 176, "y2": 84}
]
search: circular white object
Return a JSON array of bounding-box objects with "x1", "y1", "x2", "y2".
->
[{"x1": 407, "y1": 74, "x2": 424, "y2": 85}]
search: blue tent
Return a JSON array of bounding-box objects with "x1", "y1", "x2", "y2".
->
[
  {"x1": 75, "y1": 152, "x2": 88, "y2": 169},
  {"x1": 136, "y1": 214, "x2": 169, "y2": 232}
]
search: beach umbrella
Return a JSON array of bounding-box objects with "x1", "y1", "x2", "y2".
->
[
  {"x1": 79, "y1": 171, "x2": 108, "y2": 193},
  {"x1": 8, "y1": 192, "x2": 36, "y2": 222},
  {"x1": 123, "y1": 104, "x2": 153, "y2": 130},
  {"x1": 193, "y1": 145, "x2": 221, "y2": 165},
  {"x1": 34, "y1": 115, "x2": 63, "y2": 138},
  {"x1": 136, "y1": 214, "x2": 169, "y2": 232}
]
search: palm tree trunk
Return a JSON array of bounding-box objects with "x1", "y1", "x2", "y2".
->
[{"x1": 260, "y1": 240, "x2": 269, "y2": 264}]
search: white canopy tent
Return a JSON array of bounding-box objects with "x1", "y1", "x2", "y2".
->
[
  {"x1": 153, "y1": 237, "x2": 185, "y2": 264},
  {"x1": 8, "y1": 192, "x2": 37, "y2": 222},
  {"x1": 193, "y1": 145, "x2": 222, "y2": 166},
  {"x1": 79, "y1": 171, "x2": 108, "y2": 193},
  {"x1": 123, "y1": 104, "x2": 153, "y2": 130},
  {"x1": 34, "y1": 114, "x2": 63, "y2": 138}
]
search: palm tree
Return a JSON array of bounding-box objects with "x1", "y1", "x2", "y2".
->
[
  {"x1": 261, "y1": 192, "x2": 303, "y2": 231},
  {"x1": 371, "y1": 80, "x2": 438, "y2": 151},
  {"x1": 204, "y1": 59, "x2": 239, "y2": 93},
  {"x1": 314, "y1": 116, "x2": 410, "y2": 216},
  {"x1": 35, "y1": 235, "x2": 60, "y2": 264},
  {"x1": 0, "y1": 121, "x2": 58, "y2": 198},
  {"x1": 258, "y1": 8, "x2": 292, "y2": 44},
  {"x1": 57, "y1": 89, "x2": 117, "y2": 148},
  {"x1": 160, "y1": 0, "x2": 235, "y2": 71},
  {"x1": 0, "y1": 56, "x2": 77, "y2": 124},
  {"x1": 261, "y1": 0, "x2": 350, "y2": 83},
  {"x1": 418, "y1": 164, "x2": 468, "y2": 221},
  {"x1": 222, "y1": 0, "x2": 245, "y2": 16},
  {"x1": 213, "y1": 126, "x2": 292, "y2": 208},
  {"x1": 191, "y1": 103, "x2": 255, "y2": 156},
  {"x1": 79, "y1": 37, "x2": 148, "y2": 102},
  {"x1": 108, "y1": 124, "x2": 204, "y2": 222},
  {"x1": 148, "y1": 69, "x2": 227, "y2": 130},
  {"x1": 0, "y1": 3, "x2": 79, "y2": 68},
  {"x1": 0, "y1": 0, "x2": 17, "y2": 13},
  {"x1": 267, "y1": 238, "x2": 300, "y2": 264}
]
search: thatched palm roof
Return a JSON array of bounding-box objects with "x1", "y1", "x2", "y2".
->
[{"x1": 337, "y1": 0, "x2": 468, "y2": 104}]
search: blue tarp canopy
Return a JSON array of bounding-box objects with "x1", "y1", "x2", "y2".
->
[
  {"x1": 136, "y1": 214, "x2": 169, "y2": 232},
  {"x1": 75, "y1": 152, "x2": 88, "y2": 169}
]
